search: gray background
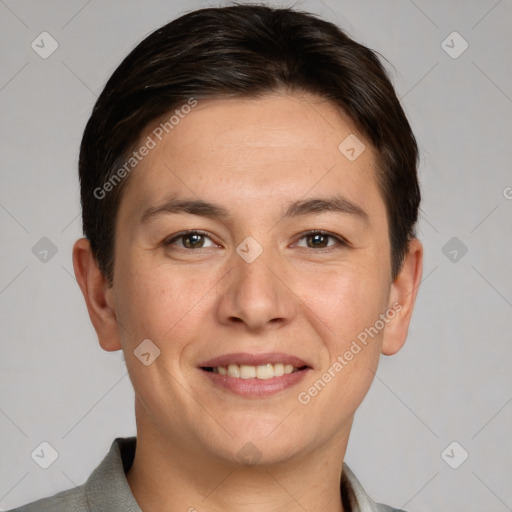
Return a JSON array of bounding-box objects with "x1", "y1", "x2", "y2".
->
[{"x1": 1, "y1": 0, "x2": 511, "y2": 510}]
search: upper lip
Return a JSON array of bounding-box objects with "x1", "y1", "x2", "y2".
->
[{"x1": 199, "y1": 352, "x2": 311, "y2": 369}]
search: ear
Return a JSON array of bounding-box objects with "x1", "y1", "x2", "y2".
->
[
  {"x1": 381, "y1": 238, "x2": 423, "y2": 356},
  {"x1": 72, "y1": 238, "x2": 122, "y2": 352}
]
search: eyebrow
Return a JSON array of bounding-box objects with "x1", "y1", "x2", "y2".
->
[{"x1": 140, "y1": 194, "x2": 369, "y2": 224}]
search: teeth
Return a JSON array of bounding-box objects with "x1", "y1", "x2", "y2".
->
[
  {"x1": 240, "y1": 365, "x2": 256, "y2": 379},
  {"x1": 273, "y1": 363, "x2": 284, "y2": 377},
  {"x1": 256, "y1": 364, "x2": 274, "y2": 380},
  {"x1": 227, "y1": 364, "x2": 240, "y2": 378},
  {"x1": 212, "y1": 363, "x2": 301, "y2": 379}
]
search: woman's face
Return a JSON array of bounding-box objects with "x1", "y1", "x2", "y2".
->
[{"x1": 107, "y1": 92, "x2": 407, "y2": 465}]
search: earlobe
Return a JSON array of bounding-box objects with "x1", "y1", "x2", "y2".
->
[
  {"x1": 381, "y1": 238, "x2": 423, "y2": 356},
  {"x1": 72, "y1": 238, "x2": 122, "y2": 352}
]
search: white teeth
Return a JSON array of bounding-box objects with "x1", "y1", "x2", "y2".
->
[
  {"x1": 240, "y1": 365, "x2": 256, "y2": 379},
  {"x1": 227, "y1": 364, "x2": 240, "y2": 378},
  {"x1": 273, "y1": 363, "x2": 284, "y2": 377},
  {"x1": 211, "y1": 363, "x2": 301, "y2": 379},
  {"x1": 256, "y1": 364, "x2": 274, "y2": 380}
]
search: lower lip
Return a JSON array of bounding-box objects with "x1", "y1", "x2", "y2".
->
[{"x1": 200, "y1": 368, "x2": 310, "y2": 397}]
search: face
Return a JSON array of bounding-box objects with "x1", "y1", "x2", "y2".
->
[{"x1": 93, "y1": 92, "x2": 416, "y2": 466}]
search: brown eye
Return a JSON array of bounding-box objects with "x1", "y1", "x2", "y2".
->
[
  {"x1": 164, "y1": 231, "x2": 216, "y2": 249},
  {"x1": 295, "y1": 230, "x2": 347, "y2": 250},
  {"x1": 183, "y1": 233, "x2": 205, "y2": 248},
  {"x1": 306, "y1": 232, "x2": 329, "y2": 248}
]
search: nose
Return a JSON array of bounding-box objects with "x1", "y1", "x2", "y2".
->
[{"x1": 216, "y1": 245, "x2": 297, "y2": 333}]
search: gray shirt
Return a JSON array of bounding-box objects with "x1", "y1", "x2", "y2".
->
[{"x1": 8, "y1": 438, "x2": 406, "y2": 512}]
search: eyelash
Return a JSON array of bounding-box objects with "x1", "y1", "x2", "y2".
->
[{"x1": 163, "y1": 229, "x2": 349, "y2": 251}]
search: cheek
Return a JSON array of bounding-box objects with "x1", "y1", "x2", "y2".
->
[
  {"x1": 297, "y1": 271, "x2": 386, "y2": 417},
  {"x1": 300, "y1": 263, "x2": 390, "y2": 343},
  {"x1": 114, "y1": 257, "x2": 216, "y2": 346}
]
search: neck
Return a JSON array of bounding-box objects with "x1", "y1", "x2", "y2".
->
[{"x1": 126, "y1": 413, "x2": 350, "y2": 512}]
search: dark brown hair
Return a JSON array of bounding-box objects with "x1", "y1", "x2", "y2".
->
[{"x1": 79, "y1": 4, "x2": 420, "y2": 284}]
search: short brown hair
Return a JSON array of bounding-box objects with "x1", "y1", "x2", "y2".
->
[{"x1": 79, "y1": 4, "x2": 420, "y2": 284}]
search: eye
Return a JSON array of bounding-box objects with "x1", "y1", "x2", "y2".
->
[
  {"x1": 163, "y1": 230, "x2": 217, "y2": 249},
  {"x1": 295, "y1": 230, "x2": 348, "y2": 249}
]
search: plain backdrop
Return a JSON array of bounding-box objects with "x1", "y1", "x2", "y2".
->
[{"x1": 1, "y1": 1, "x2": 511, "y2": 510}]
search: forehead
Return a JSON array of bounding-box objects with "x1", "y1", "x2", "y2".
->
[{"x1": 120, "y1": 92, "x2": 384, "y2": 222}]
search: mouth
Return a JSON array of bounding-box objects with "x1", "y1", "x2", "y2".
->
[{"x1": 198, "y1": 353, "x2": 312, "y2": 397}]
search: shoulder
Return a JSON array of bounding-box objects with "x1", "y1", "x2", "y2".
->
[
  {"x1": 374, "y1": 504, "x2": 407, "y2": 512},
  {"x1": 342, "y1": 463, "x2": 408, "y2": 512},
  {"x1": 6, "y1": 437, "x2": 138, "y2": 512},
  {"x1": 6, "y1": 485, "x2": 89, "y2": 511}
]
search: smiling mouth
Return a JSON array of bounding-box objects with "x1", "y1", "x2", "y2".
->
[{"x1": 201, "y1": 363, "x2": 309, "y2": 380}]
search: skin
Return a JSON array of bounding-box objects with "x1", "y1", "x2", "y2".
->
[{"x1": 73, "y1": 92, "x2": 423, "y2": 512}]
